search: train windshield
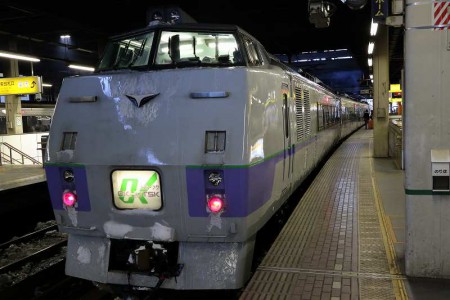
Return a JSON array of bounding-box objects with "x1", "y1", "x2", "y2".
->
[
  {"x1": 98, "y1": 32, "x2": 154, "y2": 70},
  {"x1": 98, "y1": 30, "x2": 243, "y2": 71},
  {"x1": 155, "y1": 31, "x2": 242, "y2": 66}
]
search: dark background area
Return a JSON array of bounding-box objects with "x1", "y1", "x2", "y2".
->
[{"x1": 0, "y1": 1, "x2": 403, "y2": 101}]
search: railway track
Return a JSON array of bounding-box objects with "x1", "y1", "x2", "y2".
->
[
  {"x1": 0, "y1": 222, "x2": 116, "y2": 299},
  {"x1": 0, "y1": 222, "x2": 68, "y2": 299}
]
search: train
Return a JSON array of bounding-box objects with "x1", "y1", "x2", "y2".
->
[{"x1": 43, "y1": 18, "x2": 368, "y2": 297}]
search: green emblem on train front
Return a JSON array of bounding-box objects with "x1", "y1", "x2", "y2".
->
[
  {"x1": 112, "y1": 170, "x2": 162, "y2": 210},
  {"x1": 118, "y1": 173, "x2": 159, "y2": 204}
]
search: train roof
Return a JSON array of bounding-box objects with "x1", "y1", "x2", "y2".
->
[
  {"x1": 102, "y1": 22, "x2": 367, "y2": 105},
  {"x1": 109, "y1": 22, "x2": 251, "y2": 40}
]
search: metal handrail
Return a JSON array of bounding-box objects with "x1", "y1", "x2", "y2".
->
[{"x1": 0, "y1": 142, "x2": 41, "y2": 165}]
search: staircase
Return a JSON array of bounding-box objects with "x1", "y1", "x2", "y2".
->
[{"x1": 0, "y1": 142, "x2": 41, "y2": 165}]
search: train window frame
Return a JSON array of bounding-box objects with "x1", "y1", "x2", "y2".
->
[
  {"x1": 242, "y1": 36, "x2": 262, "y2": 66},
  {"x1": 98, "y1": 32, "x2": 155, "y2": 70}
]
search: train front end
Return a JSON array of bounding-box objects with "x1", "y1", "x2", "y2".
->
[{"x1": 44, "y1": 24, "x2": 256, "y2": 291}]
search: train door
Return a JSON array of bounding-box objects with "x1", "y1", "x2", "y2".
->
[{"x1": 281, "y1": 82, "x2": 293, "y2": 191}]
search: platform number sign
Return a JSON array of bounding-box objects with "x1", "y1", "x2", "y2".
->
[
  {"x1": 432, "y1": 163, "x2": 449, "y2": 176},
  {"x1": 432, "y1": 163, "x2": 450, "y2": 192},
  {"x1": 112, "y1": 170, "x2": 162, "y2": 210},
  {"x1": 372, "y1": 0, "x2": 388, "y2": 21}
]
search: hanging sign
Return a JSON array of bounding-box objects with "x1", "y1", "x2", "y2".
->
[
  {"x1": 372, "y1": 0, "x2": 388, "y2": 21},
  {"x1": 0, "y1": 76, "x2": 42, "y2": 96}
]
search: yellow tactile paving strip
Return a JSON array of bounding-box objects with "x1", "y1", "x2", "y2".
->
[
  {"x1": 358, "y1": 139, "x2": 395, "y2": 299},
  {"x1": 240, "y1": 129, "x2": 406, "y2": 300}
]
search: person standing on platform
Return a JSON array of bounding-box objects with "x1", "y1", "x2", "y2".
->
[{"x1": 363, "y1": 110, "x2": 370, "y2": 129}]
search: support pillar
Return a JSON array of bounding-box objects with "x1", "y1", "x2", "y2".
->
[
  {"x1": 5, "y1": 39, "x2": 23, "y2": 135},
  {"x1": 373, "y1": 24, "x2": 390, "y2": 157},
  {"x1": 405, "y1": 0, "x2": 450, "y2": 278}
]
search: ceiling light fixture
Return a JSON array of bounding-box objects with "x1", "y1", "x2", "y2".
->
[
  {"x1": 68, "y1": 64, "x2": 95, "y2": 72},
  {"x1": 370, "y1": 19, "x2": 378, "y2": 36},
  {"x1": 368, "y1": 58, "x2": 373, "y2": 67},
  {"x1": 0, "y1": 51, "x2": 40, "y2": 62},
  {"x1": 368, "y1": 42, "x2": 375, "y2": 55}
]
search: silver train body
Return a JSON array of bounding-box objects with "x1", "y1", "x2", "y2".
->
[{"x1": 44, "y1": 22, "x2": 368, "y2": 291}]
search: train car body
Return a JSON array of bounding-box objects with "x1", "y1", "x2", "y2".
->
[{"x1": 44, "y1": 21, "x2": 367, "y2": 292}]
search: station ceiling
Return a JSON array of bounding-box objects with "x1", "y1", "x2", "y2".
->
[{"x1": 0, "y1": 0, "x2": 404, "y2": 97}]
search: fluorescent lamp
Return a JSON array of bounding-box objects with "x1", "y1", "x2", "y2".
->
[
  {"x1": 368, "y1": 58, "x2": 373, "y2": 66},
  {"x1": 68, "y1": 64, "x2": 95, "y2": 72},
  {"x1": 368, "y1": 42, "x2": 374, "y2": 55},
  {"x1": 0, "y1": 51, "x2": 40, "y2": 62},
  {"x1": 60, "y1": 34, "x2": 71, "y2": 39},
  {"x1": 42, "y1": 83, "x2": 52, "y2": 87},
  {"x1": 370, "y1": 19, "x2": 378, "y2": 36}
]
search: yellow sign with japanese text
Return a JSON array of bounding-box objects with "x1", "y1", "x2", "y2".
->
[{"x1": 0, "y1": 76, "x2": 42, "y2": 96}]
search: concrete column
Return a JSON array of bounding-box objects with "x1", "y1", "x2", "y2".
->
[
  {"x1": 372, "y1": 24, "x2": 390, "y2": 157},
  {"x1": 5, "y1": 40, "x2": 23, "y2": 134},
  {"x1": 404, "y1": 0, "x2": 450, "y2": 278}
]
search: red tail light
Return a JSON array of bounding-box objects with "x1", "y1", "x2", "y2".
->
[
  {"x1": 63, "y1": 190, "x2": 77, "y2": 207},
  {"x1": 207, "y1": 195, "x2": 224, "y2": 213}
]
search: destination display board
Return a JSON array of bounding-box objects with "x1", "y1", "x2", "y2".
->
[{"x1": 0, "y1": 76, "x2": 42, "y2": 95}]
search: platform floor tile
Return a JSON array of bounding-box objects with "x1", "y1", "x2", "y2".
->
[{"x1": 240, "y1": 130, "x2": 404, "y2": 300}]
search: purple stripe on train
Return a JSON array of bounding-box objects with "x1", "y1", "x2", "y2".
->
[
  {"x1": 186, "y1": 157, "x2": 281, "y2": 217},
  {"x1": 186, "y1": 139, "x2": 318, "y2": 217}
]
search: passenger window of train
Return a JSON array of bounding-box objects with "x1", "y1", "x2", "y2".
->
[
  {"x1": 98, "y1": 33, "x2": 154, "y2": 70},
  {"x1": 155, "y1": 31, "x2": 241, "y2": 66},
  {"x1": 243, "y1": 37, "x2": 261, "y2": 66}
]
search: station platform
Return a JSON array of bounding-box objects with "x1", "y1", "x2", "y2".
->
[
  {"x1": 0, "y1": 164, "x2": 46, "y2": 191},
  {"x1": 240, "y1": 128, "x2": 450, "y2": 300}
]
